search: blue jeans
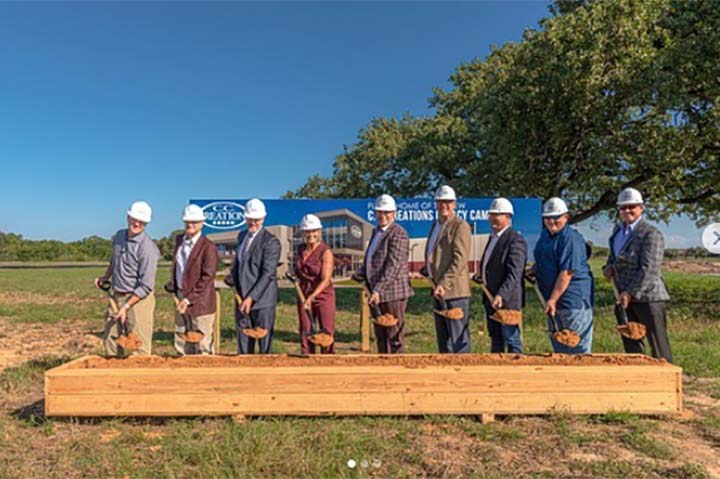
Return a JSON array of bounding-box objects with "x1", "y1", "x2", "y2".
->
[
  {"x1": 549, "y1": 307, "x2": 593, "y2": 354},
  {"x1": 486, "y1": 316, "x2": 523, "y2": 353}
]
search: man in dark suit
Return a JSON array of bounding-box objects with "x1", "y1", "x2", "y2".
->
[
  {"x1": 479, "y1": 197, "x2": 527, "y2": 353},
  {"x1": 357, "y1": 194, "x2": 414, "y2": 353},
  {"x1": 226, "y1": 198, "x2": 281, "y2": 354},
  {"x1": 604, "y1": 188, "x2": 672, "y2": 361},
  {"x1": 165, "y1": 204, "x2": 219, "y2": 355}
]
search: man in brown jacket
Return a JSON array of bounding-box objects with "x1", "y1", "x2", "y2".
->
[
  {"x1": 165, "y1": 204, "x2": 219, "y2": 355},
  {"x1": 357, "y1": 194, "x2": 414, "y2": 353},
  {"x1": 425, "y1": 185, "x2": 472, "y2": 353}
]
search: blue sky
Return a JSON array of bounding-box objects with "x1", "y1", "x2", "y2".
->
[{"x1": 0, "y1": 1, "x2": 704, "y2": 248}]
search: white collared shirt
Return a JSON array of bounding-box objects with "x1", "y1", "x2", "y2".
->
[
  {"x1": 425, "y1": 220, "x2": 442, "y2": 270},
  {"x1": 236, "y1": 228, "x2": 262, "y2": 267},
  {"x1": 482, "y1": 224, "x2": 511, "y2": 280},
  {"x1": 175, "y1": 232, "x2": 202, "y2": 289}
]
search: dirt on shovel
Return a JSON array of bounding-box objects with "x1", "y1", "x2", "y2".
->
[
  {"x1": 241, "y1": 327, "x2": 268, "y2": 339},
  {"x1": 308, "y1": 332, "x2": 334, "y2": 348},
  {"x1": 373, "y1": 313, "x2": 399, "y2": 327},
  {"x1": 490, "y1": 309, "x2": 522, "y2": 325},
  {"x1": 434, "y1": 308, "x2": 464, "y2": 320},
  {"x1": 616, "y1": 321, "x2": 646, "y2": 340},
  {"x1": 180, "y1": 331, "x2": 205, "y2": 343},
  {"x1": 552, "y1": 329, "x2": 581, "y2": 348},
  {"x1": 116, "y1": 332, "x2": 142, "y2": 351}
]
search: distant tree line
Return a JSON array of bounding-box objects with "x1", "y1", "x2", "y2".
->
[{"x1": 0, "y1": 231, "x2": 183, "y2": 262}]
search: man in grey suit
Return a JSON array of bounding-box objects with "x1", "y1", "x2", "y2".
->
[
  {"x1": 226, "y1": 198, "x2": 281, "y2": 354},
  {"x1": 603, "y1": 188, "x2": 672, "y2": 362}
]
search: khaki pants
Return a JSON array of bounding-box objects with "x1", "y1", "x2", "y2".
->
[
  {"x1": 175, "y1": 311, "x2": 215, "y2": 355},
  {"x1": 102, "y1": 292, "x2": 155, "y2": 356}
]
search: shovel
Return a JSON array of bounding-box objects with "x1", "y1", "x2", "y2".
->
[
  {"x1": 98, "y1": 280, "x2": 140, "y2": 353},
  {"x1": 611, "y1": 280, "x2": 646, "y2": 340},
  {"x1": 421, "y1": 267, "x2": 464, "y2": 320},
  {"x1": 232, "y1": 290, "x2": 268, "y2": 339},
  {"x1": 351, "y1": 272, "x2": 398, "y2": 327},
  {"x1": 164, "y1": 284, "x2": 204, "y2": 349},
  {"x1": 528, "y1": 279, "x2": 581, "y2": 348},
  {"x1": 285, "y1": 272, "x2": 333, "y2": 348},
  {"x1": 474, "y1": 276, "x2": 522, "y2": 326}
]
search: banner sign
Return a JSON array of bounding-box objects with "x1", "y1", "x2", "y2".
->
[{"x1": 190, "y1": 198, "x2": 542, "y2": 266}]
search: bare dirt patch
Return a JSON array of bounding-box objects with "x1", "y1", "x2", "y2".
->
[
  {"x1": 0, "y1": 316, "x2": 102, "y2": 370},
  {"x1": 665, "y1": 260, "x2": 720, "y2": 275}
]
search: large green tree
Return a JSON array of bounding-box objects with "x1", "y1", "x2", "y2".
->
[{"x1": 287, "y1": 0, "x2": 719, "y2": 225}]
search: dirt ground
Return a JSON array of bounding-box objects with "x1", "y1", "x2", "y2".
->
[
  {"x1": 665, "y1": 260, "x2": 720, "y2": 275},
  {"x1": 71, "y1": 352, "x2": 671, "y2": 369},
  {"x1": 0, "y1": 317, "x2": 102, "y2": 370}
]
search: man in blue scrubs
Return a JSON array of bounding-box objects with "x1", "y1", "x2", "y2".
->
[{"x1": 533, "y1": 198, "x2": 594, "y2": 354}]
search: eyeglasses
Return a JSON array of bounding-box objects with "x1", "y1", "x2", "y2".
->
[
  {"x1": 543, "y1": 215, "x2": 563, "y2": 222},
  {"x1": 619, "y1": 205, "x2": 640, "y2": 211}
]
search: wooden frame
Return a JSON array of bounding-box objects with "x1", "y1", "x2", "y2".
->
[{"x1": 45, "y1": 354, "x2": 682, "y2": 417}]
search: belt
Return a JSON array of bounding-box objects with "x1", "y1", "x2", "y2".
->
[{"x1": 114, "y1": 291, "x2": 133, "y2": 297}]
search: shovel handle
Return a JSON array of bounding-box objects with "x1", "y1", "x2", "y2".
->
[
  {"x1": 532, "y1": 283, "x2": 560, "y2": 334},
  {"x1": 480, "y1": 284, "x2": 495, "y2": 303},
  {"x1": 610, "y1": 280, "x2": 624, "y2": 305}
]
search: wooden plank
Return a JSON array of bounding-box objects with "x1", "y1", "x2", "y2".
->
[
  {"x1": 360, "y1": 289, "x2": 370, "y2": 352},
  {"x1": 45, "y1": 391, "x2": 680, "y2": 417},
  {"x1": 47, "y1": 368, "x2": 678, "y2": 395}
]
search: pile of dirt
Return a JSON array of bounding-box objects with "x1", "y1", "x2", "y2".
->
[
  {"x1": 435, "y1": 308, "x2": 464, "y2": 320},
  {"x1": 552, "y1": 329, "x2": 581, "y2": 348},
  {"x1": 373, "y1": 313, "x2": 398, "y2": 327},
  {"x1": 490, "y1": 309, "x2": 522, "y2": 325},
  {"x1": 616, "y1": 321, "x2": 647, "y2": 340},
  {"x1": 115, "y1": 333, "x2": 142, "y2": 351},
  {"x1": 181, "y1": 331, "x2": 205, "y2": 343},
  {"x1": 308, "y1": 332, "x2": 333, "y2": 347},
  {"x1": 72, "y1": 353, "x2": 671, "y2": 370},
  {"x1": 240, "y1": 327, "x2": 267, "y2": 339}
]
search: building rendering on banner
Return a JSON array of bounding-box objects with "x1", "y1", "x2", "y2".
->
[{"x1": 194, "y1": 198, "x2": 542, "y2": 280}]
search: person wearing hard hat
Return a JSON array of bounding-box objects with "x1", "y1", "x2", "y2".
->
[
  {"x1": 533, "y1": 198, "x2": 594, "y2": 354},
  {"x1": 164, "y1": 204, "x2": 219, "y2": 355},
  {"x1": 424, "y1": 185, "x2": 472, "y2": 353},
  {"x1": 478, "y1": 197, "x2": 527, "y2": 353},
  {"x1": 225, "y1": 198, "x2": 281, "y2": 354},
  {"x1": 294, "y1": 214, "x2": 336, "y2": 354},
  {"x1": 94, "y1": 201, "x2": 161, "y2": 356},
  {"x1": 603, "y1": 188, "x2": 672, "y2": 361},
  {"x1": 355, "y1": 194, "x2": 414, "y2": 353}
]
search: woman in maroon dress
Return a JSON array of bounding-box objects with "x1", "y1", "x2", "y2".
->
[{"x1": 295, "y1": 214, "x2": 336, "y2": 354}]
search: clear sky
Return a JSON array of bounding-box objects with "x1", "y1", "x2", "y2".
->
[{"x1": 0, "y1": 1, "x2": 705, "y2": 248}]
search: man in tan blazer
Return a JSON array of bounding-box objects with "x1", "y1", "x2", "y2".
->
[{"x1": 424, "y1": 185, "x2": 472, "y2": 353}]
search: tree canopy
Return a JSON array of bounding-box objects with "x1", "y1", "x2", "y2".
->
[{"x1": 286, "y1": 0, "x2": 719, "y2": 225}]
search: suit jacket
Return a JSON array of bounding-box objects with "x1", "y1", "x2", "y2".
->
[
  {"x1": 425, "y1": 215, "x2": 471, "y2": 300},
  {"x1": 605, "y1": 219, "x2": 670, "y2": 302},
  {"x1": 166, "y1": 235, "x2": 218, "y2": 317},
  {"x1": 359, "y1": 222, "x2": 414, "y2": 303},
  {"x1": 479, "y1": 227, "x2": 527, "y2": 311},
  {"x1": 227, "y1": 228, "x2": 281, "y2": 310}
]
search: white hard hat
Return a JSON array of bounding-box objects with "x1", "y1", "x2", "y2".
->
[
  {"x1": 488, "y1": 197, "x2": 514, "y2": 215},
  {"x1": 374, "y1": 194, "x2": 397, "y2": 212},
  {"x1": 127, "y1": 201, "x2": 152, "y2": 223},
  {"x1": 434, "y1": 185, "x2": 457, "y2": 201},
  {"x1": 617, "y1": 188, "x2": 644, "y2": 206},
  {"x1": 182, "y1": 204, "x2": 205, "y2": 222},
  {"x1": 244, "y1": 198, "x2": 267, "y2": 219},
  {"x1": 542, "y1": 197, "x2": 569, "y2": 217},
  {"x1": 300, "y1": 214, "x2": 322, "y2": 231}
]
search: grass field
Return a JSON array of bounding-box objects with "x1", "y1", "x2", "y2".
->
[{"x1": 0, "y1": 262, "x2": 719, "y2": 478}]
